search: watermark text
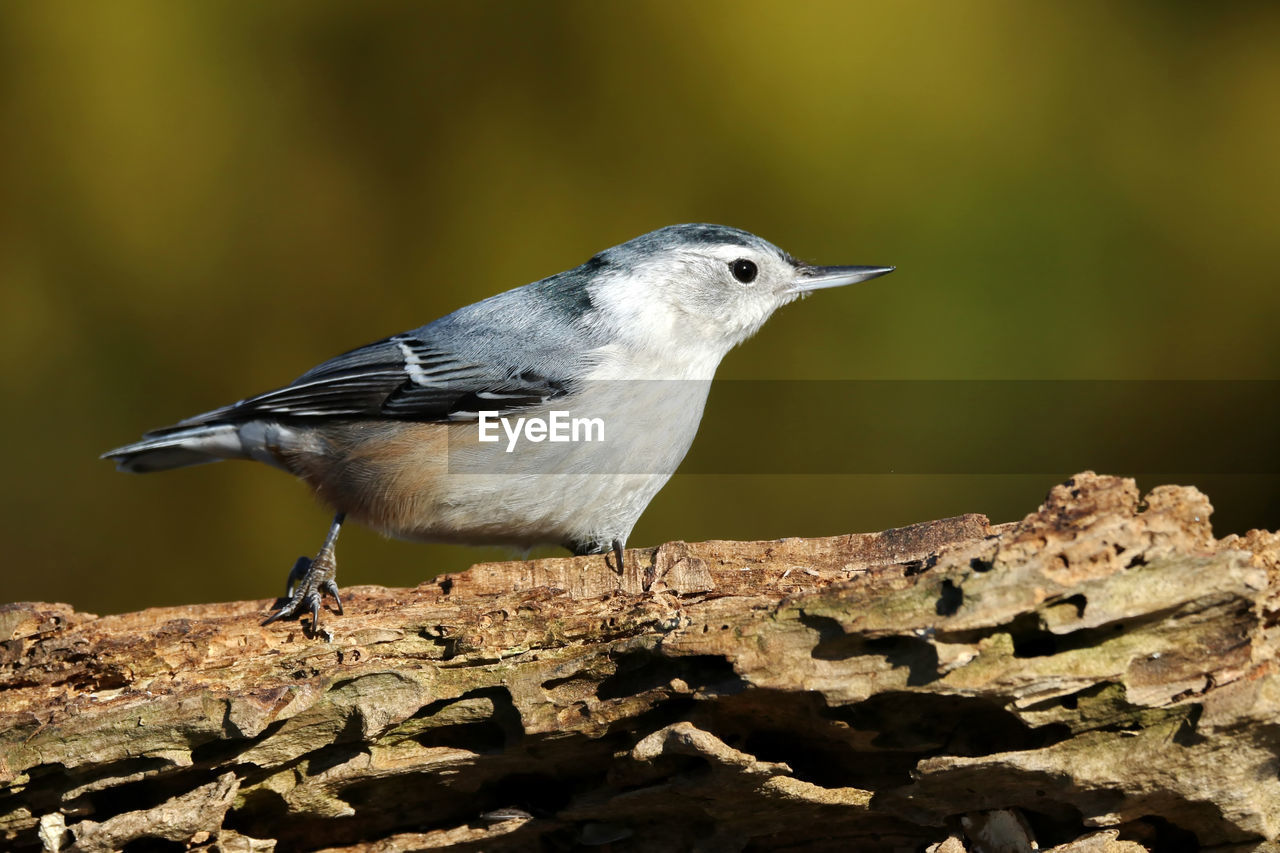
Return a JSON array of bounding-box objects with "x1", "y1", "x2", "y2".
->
[{"x1": 478, "y1": 410, "x2": 605, "y2": 452}]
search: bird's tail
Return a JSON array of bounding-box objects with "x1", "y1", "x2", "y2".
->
[{"x1": 103, "y1": 424, "x2": 258, "y2": 473}]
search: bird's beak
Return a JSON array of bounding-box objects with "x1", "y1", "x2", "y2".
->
[{"x1": 786, "y1": 264, "x2": 895, "y2": 294}]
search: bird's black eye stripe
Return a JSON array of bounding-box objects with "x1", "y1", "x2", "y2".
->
[{"x1": 730, "y1": 258, "x2": 758, "y2": 283}]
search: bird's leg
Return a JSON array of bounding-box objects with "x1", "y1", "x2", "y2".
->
[
  {"x1": 567, "y1": 537, "x2": 625, "y2": 573},
  {"x1": 264, "y1": 512, "x2": 346, "y2": 629}
]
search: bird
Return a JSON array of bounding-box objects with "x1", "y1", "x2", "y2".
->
[{"x1": 104, "y1": 224, "x2": 893, "y2": 628}]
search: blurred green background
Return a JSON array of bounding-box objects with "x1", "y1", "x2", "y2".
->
[{"x1": 3, "y1": 1, "x2": 1278, "y2": 614}]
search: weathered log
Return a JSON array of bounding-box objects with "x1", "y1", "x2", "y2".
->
[{"x1": 2, "y1": 472, "x2": 1278, "y2": 852}]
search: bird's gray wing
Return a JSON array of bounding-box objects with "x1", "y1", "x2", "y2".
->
[{"x1": 174, "y1": 332, "x2": 574, "y2": 427}]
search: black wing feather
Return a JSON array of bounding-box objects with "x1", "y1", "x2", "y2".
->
[{"x1": 177, "y1": 334, "x2": 572, "y2": 427}]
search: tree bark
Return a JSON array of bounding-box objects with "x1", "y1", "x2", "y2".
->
[{"x1": 2, "y1": 472, "x2": 1278, "y2": 852}]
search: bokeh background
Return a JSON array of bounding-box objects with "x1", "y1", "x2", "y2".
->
[{"x1": 3, "y1": 1, "x2": 1278, "y2": 614}]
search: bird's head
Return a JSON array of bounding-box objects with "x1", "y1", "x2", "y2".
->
[{"x1": 584, "y1": 223, "x2": 893, "y2": 359}]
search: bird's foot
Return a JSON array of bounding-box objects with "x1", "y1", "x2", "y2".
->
[{"x1": 264, "y1": 548, "x2": 343, "y2": 631}]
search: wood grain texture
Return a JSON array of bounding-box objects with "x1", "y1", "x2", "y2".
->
[{"x1": 2, "y1": 473, "x2": 1278, "y2": 852}]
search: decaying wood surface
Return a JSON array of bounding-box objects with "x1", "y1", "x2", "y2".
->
[{"x1": 2, "y1": 472, "x2": 1279, "y2": 852}]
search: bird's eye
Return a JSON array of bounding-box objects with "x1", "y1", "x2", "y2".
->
[{"x1": 730, "y1": 259, "x2": 758, "y2": 283}]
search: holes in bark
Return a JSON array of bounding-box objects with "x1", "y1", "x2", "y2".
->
[
  {"x1": 230, "y1": 731, "x2": 618, "y2": 850},
  {"x1": 596, "y1": 652, "x2": 741, "y2": 701},
  {"x1": 1016, "y1": 804, "x2": 1089, "y2": 848},
  {"x1": 408, "y1": 687, "x2": 524, "y2": 753},
  {"x1": 800, "y1": 613, "x2": 941, "y2": 685},
  {"x1": 324, "y1": 775, "x2": 483, "y2": 848},
  {"x1": 1, "y1": 766, "x2": 76, "y2": 838},
  {"x1": 1010, "y1": 600, "x2": 1156, "y2": 661},
  {"x1": 1061, "y1": 594, "x2": 1087, "y2": 618},
  {"x1": 68, "y1": 763, "x2": 223, "y2": 831},
  {"x1": 744, "y1": 729, "x2": 899, "y2": 789},
  {"x1": 192, "y1": 734, "x2": 252, "y2": 767},
  {"x1": 420, "y1": 626, "x2": 462, "y2": 660},
  {"x1": 307, "y1": 742, "x2": 367, "y2": 776},
  {"x1": 414, "y1": 717, "x2": 514, "y2": 753},
  {"x1": 1123, "y1": 815, "x2": 1204, "y2": 851},
  {"x1": 936, "y1": 579, "x2": 964, "y2": 616},
  {"x1": 68, "y1": 666, "x2": 131, "y2": 694},
  {"x1": 1171, "y1": 704, "x2": 1206, "y2": 747},
  {"x1": 831, "y1": 693, "x2": 1069, "y2": 758},
  {"x1": 698, "y1": 691, "x2": 1072, "y2": 793},
  {"x1": 225, "y1": 784, "x2": 287, "y2": 834},
  {"x1": 481, "y1": 772, "x2": 574, "y2": 816},
  {"x1": 800, "y1": 612, "x2": 854, "y2": 659},
  {"x1": 869, "y1": 636, "x2": 940, "y2": 687},
  {"x1": 901, "y1": 558, "x2": 933, "y2": 577},
  {"x1": 540, "y1": 670, "x2": 599, "y2": 702},
  {"x1": 1010, "y1": 613, "x2": 1058, "y2": 658}
]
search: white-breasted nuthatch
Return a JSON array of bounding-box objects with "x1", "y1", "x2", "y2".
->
[{"x1": 104, "y1": 224, "x2": 893, "y2": 626}]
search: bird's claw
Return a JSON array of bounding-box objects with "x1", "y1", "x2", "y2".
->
[{"x1": 264, "y1": 549, "x2": 343, "y2": 630}]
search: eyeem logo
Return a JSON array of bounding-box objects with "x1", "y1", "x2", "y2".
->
[{"x1": 478, "y1": 411, "x2": 605, "y2": 453}]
